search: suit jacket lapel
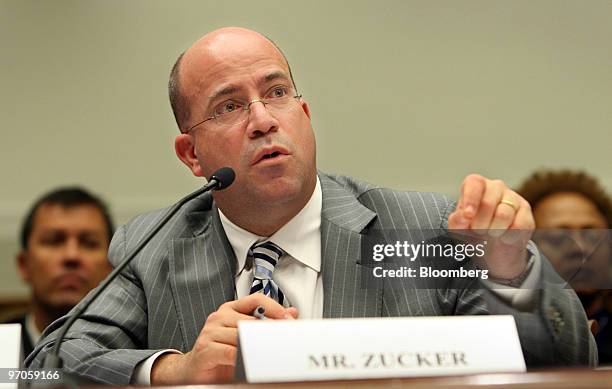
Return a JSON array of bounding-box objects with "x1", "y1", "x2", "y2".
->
[
  {"x1": 319, "y1": 174, "x2": 382, "y2": 318},
  {"x1": 168, "y1": 195, "x2": 236, "y2": 350}
]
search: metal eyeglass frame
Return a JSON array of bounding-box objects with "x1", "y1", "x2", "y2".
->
[{"x1": 185, "y1": 94, "x2": 302, "y2": 133}]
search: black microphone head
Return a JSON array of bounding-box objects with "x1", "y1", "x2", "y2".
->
[{"x1": 209, "y1": 167, "x2": 235, "y2": 190}]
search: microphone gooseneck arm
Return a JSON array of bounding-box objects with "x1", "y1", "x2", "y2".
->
[{"x1": 43, "y1": 167, "x2": 235, "y2": 368}]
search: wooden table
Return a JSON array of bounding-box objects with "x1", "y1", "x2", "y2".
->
[{"x1": 156, "y1": 369, "x2": 612, "y2": 389}]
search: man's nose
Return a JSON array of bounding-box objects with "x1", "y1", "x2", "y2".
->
[
  {"x1": 61, "y1": 238, "x2": 84, "y2": 268},
  {"x1": 245, "y1": 100, "x2": 279, "y2": 138},
  {"x1": 571, "y1": 230, "x2": 594, "y2": 253}
]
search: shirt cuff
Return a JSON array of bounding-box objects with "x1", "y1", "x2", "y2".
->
[
  {"x1": 482, "y1": 241, "x2": 542, "y2": 311},
  {"x1": 132, "y1": 349, "x2": 182, "y2": 385}
]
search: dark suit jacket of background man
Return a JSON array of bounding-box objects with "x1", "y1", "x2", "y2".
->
[{"x1": 27, "y1": 173, "x2": 597, "y2": 384}]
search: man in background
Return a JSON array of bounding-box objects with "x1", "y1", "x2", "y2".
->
[
  {"x1": 518, "y1": 169, "x2": 612, "y2": 363},
  {"x1": 4, "y1": 187, "x2": 114, "y2": 359}
]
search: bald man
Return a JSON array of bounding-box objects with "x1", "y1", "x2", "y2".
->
[{"x1": 28, "y1": 28, "x2": 595, "y2": 384}]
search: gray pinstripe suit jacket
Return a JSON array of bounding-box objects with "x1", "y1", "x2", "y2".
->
[{"x1": 27, "y1": 173, "x2": 597, "y2": 384}]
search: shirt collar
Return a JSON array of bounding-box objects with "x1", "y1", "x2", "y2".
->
[
  {"x1": 25, "y1": 313, "x2": 42, "y2": 345},
  {"x1": 219, "y1": 176, "x2": 322, "y2": 274}
]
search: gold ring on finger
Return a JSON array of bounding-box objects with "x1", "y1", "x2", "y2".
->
[{"x1": 499, "y1": 199, "x2": 519, "y2": 212}]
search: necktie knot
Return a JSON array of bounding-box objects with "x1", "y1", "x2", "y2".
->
[{"x1": 249, "y1": 241, "x2": 285, "y2": 280}]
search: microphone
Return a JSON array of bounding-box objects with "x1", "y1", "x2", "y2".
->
[
  {"x1": 42, "y1": 167, "x2": 235, "y2": 369},
  {"x1": 209, "y1": 166, "x2": 235, "y2": 190}
]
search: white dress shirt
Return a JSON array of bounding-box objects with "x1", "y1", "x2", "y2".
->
[{"x1": 221, "y1": 176, "x2": 323, "y2": 318}]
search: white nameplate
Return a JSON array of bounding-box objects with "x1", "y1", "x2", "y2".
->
[
  {"x1": 0, "y1": 324, "x2": 22, "y2": 389},
  {"x1": 237, "y1": 315, "x2": 525, "y2": 383}
]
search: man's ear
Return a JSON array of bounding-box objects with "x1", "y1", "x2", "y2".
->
[
  {"x1": 175, "y1": 134, "x2": 204, "y2": 177},
  {"x1": 300, "y1": 99, "x2": 311, "y2": 119},
  {"x1": 16, "y1": 250, "x2": 31, "y2": 283}
]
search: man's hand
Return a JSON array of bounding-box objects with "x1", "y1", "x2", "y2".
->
[
  {"x1": 447, "y1": 174, "x2": 535, "y2": 280},
  {"x1": 151, "y1": 294, "x2": 298, "y2": 385}
]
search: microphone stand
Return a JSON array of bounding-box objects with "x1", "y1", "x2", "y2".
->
[{"x1": 42, "y1": 168, "x2": 234, "y2": 372}]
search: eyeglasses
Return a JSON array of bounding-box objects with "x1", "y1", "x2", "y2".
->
[{"x1": 185, "y1": 91, "x2": 302, "y2": 133}]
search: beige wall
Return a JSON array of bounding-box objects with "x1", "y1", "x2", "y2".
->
[{"x1": 1, "y1": 0, "x2": 610, "y2": 297}]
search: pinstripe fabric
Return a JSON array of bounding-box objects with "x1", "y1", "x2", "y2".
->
[{"x1": 26, "y1": 172, "x2": 596, "y2": 385}]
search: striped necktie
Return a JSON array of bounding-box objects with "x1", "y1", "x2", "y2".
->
[{"x1": 249, "y1": 241, "x2": 290, "y2": 307}]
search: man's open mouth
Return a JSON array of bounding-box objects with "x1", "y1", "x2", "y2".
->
[
  {"x1": 252, "y1": 147, "x2": 289, "y2": 165},
  {"x1": 262, "y1": 151, "x2": 281, "y2": 160}
]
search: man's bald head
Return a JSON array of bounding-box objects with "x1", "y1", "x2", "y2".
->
[{"x1": 168, "y1": 27, "x2": 297, "y2": 131}]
